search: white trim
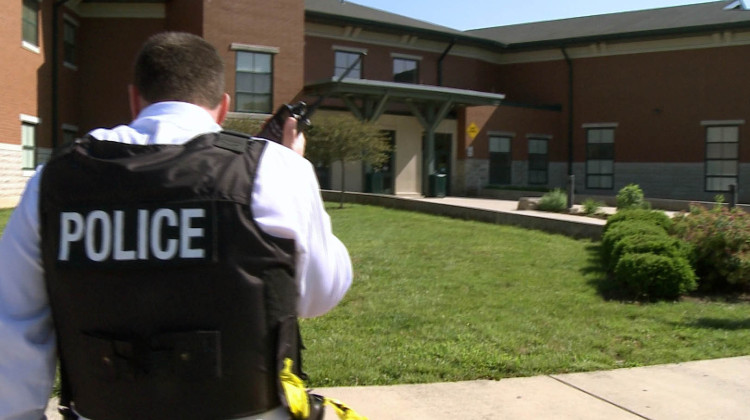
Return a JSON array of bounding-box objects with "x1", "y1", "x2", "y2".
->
[
  {"x1": 488, "y1": 131, "x2": 515, "y2": 138},
  {"x1": 226, "y1": 111, "x2": 271, "y2": 120},
  {"x1": 0, "y1": 143, "x2": 22, "y2": 151},
  {"x1": 582, "y1": 123, "x2": 618, "y2": 129},
  {"x1": 701, "y1": 119, "x2": 746, "y2": 126},
  {"x1": 390, "y1": 52, "x2": 423, "y2": 61},
  {"x1": 23, "y1": 169, "x2": 38, "y2": 177},
  {"x1": 20, "y1": 114, "x2": 41, "y2": 124},
  {"x1": 230, "y1": 43, "x2": 280, "y2": 54},
  {"x1": 22, "y1": 41, "x2": 40, "y2": 54},
  {"x1": 332, "y1": 45, "x2": 368, "y2": 54},
  {"x1": 526, "y1": 133, "x2": 553, "y2": 140}
]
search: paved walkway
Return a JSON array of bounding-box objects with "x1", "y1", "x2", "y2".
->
[
  {"x1": 45, "y1": 356, "x2": 750, "y2": 419},
  {"x1": 314, "y1": 356, "x2": 750, "y2": 419}
]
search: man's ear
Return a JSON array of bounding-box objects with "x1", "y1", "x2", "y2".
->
[
  {"x1": 214, "y1": 93, "x2": 231, "y2": 125},
  {"x1": 128, "y1": 85, "x2": 144, "y2": 119}
]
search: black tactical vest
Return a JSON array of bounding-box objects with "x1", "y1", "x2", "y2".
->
[{"x1": 39, "y1": 132, "x2": 300, "y2": 420}]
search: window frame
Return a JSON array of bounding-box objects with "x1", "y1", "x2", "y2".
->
[
  {"x1": 22, "y1": 0, "x2": 40, "y2": 52},
  {"x1": 20, "y1": 114, "x2": 40, "y2": 173},
  {"x1": 527, "y1": 136, "x2": 550, "y2": 185},
  {"x1": 392, "y1": 56, "x2": 419, "y2": 84},
  {"x1": 703, "y1": 121, "x2": 742, "y2": 192},
  {"x1": 63, "y1": 15, "x2": 79, "y2": 69},
  {"x1": 334, "y1": 50, "x2": 363, "y2": 79},
  {"x1": 231, "y1": 44, "x2": 279, "y2": 114},
  {"x1": 584, "y1": 125, "x2": 616, "y2": 190},
  {"x1": 488, "y1": 133, "x2": 513, "y2": 185}
]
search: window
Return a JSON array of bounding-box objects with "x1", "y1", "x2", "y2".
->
[
  {"x1": 235, "y1": 51, "x2": 273, "y2": 113},
  {"x1": 62, "y1": 124, "x2": 79, "y2": 146},
  {"x1": 393, "y1": 58, "x2": 418, "y2": 84},
  {"x1": 705, "y1": 125, "x2": 740, "y2": 192},
  {"x1": 489, "y1": 135, "x2": 512, "y2": 185},
  {"x1": 20, "y1": 117, "x2": 39, "y2": 171},
  {"x1": 528, "y1": 137, "x2": 549, "y2": 185},
  {"x1": 586, "y1": 127, "x2": 615, "y2": 189},
  {"x1": 334, "y1": 51, "x2": 362, "y2": 79},
  {"x1": 22, "y1": 0, "x2": 39, "y2": 48},
  {"x1": 63, "y1": 18, "x2": 78, "y2": 67}
]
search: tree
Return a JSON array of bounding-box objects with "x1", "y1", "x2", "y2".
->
[{"x1": 305, "y1": 114, "x2": 392, "y2": 207}]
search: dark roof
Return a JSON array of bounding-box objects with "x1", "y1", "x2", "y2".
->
[
  {"x1": 305, "y1": 78, "x2": 505, "y2": 106},
  {"x1": 467, "y1": 1, "x2": 750, "y2": 48},
  {"x1": 304, "y1": 0, "x2": 503, "y2": 47}
]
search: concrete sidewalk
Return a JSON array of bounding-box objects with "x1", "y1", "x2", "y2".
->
[
  {"x1": 315, "y1": 356, "x2": 750, "y2": 420},
  {"x1": 45, "y1": 356, "x2": 750, "y2": 419}
]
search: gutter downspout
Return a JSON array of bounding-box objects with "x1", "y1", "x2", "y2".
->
[
  {"x1": 52, "y1": 0, "x2": 70, "y2": 150},
  {"x1": 562, "y1": 46, "x2": 574, "y2": 208},
  {"x1": 437, "y1": 39, "x2": 455, "y2": 86}
]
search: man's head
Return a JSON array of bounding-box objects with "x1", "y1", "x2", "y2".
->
[{"x1": 131, "y1": 32, "x2": 228, "y2": 117}]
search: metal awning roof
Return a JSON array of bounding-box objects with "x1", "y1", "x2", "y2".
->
[
  {"x1": 304, "y1": 78, "x2": 505, "y2": 108},
  {"x1": 303, "y1": 78, "x2": 504, "y2": 123}
]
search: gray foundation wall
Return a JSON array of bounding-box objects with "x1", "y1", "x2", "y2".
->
[{"x1": 457, "y1": 159, "x2": 750, "y2": 203}]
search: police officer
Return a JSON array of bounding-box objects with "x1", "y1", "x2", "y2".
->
[{"x1": 0, "y1": 32, "x2": 352, "y2": 420}]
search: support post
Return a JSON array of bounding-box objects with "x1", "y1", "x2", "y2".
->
[{"x1": 567, "y1": 175, "x2": 575, "y2": 210}]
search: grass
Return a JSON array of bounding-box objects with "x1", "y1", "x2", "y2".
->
[
  {"x1": 0, "y1": 208, "x2": 12, "y2": 232},
  {"x1": 2, "y1": 204, "x2": 748, "y2": 390},
  {"x1": 301, "y1": 203, "x2": 750, "y2": 387}
]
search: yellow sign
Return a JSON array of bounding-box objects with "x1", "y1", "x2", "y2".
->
[{"x1": 467, "y1": 122, "x2": 479, "y2": 139}]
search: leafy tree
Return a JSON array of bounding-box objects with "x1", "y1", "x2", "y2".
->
[{"x1": 305, "y1": 114, "x2": 392, "y2": 207}]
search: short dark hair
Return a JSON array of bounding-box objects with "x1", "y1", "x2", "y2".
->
[{"x1": 134, "y1": 32, "x2": 225, "y2": 108}]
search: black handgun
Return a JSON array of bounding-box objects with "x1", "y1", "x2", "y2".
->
[{"x1": 256, "y1": 101, "x2": 311, "y2": 144}]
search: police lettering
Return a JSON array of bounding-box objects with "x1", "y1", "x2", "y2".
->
[{"x1": 58, "y1": 208, "x2": 206, "y2": 262}]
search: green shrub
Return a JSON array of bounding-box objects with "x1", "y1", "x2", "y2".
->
[
  {"x1": 616, "y1": 184, "x2": 649, "y2": 210},
  {"x1": 581, "y1": 198, "x2": 604, "y2": 215},
  {"x1": 603, "y1": 209, "x2": 673, "y2": 235},
  {"x1": 614, "y1": 253, "x2": 697, "y2": 301},
  {"x1": 537, "y1": 189, "x2": 568, "y2": 212},
  {"x1": 601, "y1": 220, "x2": 669, "y2": 264},
  {"x1": 222, "y1": 116, "x2": 264, "y2": 135},
  {"x1": 672, "y1": 204, "x2": 750, "y2": 292},
  {"x1": 609, "y1": 235, "x2": 689, "y2": 271}
]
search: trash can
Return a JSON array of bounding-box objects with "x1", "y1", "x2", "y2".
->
[
  {"x1": 428, "y1": 173, "x2": 447, "y2": 198},
  {"x1": 366, "y1": 172, "x2": 384, "y2": 194}
]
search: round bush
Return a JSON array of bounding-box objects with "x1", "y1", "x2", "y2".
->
[
  {"x1": 609, "y1": 235, "x2": 689, "y2": 271},
  {"x1": 603, "y1": 209, "x2": 673, "y2": 235},
  {"x1": 601, "y1": 220, "x2": 669, "y2": 265},
  {"x1": 614, "y1": 253, "x2": 697, "y2": 301}
]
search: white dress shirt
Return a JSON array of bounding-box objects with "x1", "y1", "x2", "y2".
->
[{"x1": 0, "y1": 101, "x2": 352, "y2": 420}]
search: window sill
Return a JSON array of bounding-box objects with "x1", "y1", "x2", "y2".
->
[{"x1": 22, "y1": 41, "x2": 40, "y2": 54}]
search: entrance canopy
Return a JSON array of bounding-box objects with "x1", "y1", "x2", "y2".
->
[
  {"x1": 302, "y1": 78, "x2": 506, "y2": 194},
  {"x1": 303, "y1": 78, "x2": 505, "y2": 122}
]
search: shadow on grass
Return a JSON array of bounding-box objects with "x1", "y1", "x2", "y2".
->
[
  {"x1": 582, "y1": 243, "x2": 625, "y2": 301},
  {"x1": 684, "y1": 318, "x2": 750, "y2": 330}
]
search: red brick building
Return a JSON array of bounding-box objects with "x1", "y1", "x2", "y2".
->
[{"x1": 2, "y1": 0, "x2": 750, "y2": 206}]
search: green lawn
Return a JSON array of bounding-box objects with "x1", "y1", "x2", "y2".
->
[{"x1": 301, "y1": 203, "x2": 750, "y2": 387}]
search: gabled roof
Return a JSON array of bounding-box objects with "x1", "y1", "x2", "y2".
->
[
  {"x1": 467, "y1": 1, "x2": 750, "y2": 48},
  {"x1": 304, "y1": 0, "x2": 504, "y2": 47}
]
